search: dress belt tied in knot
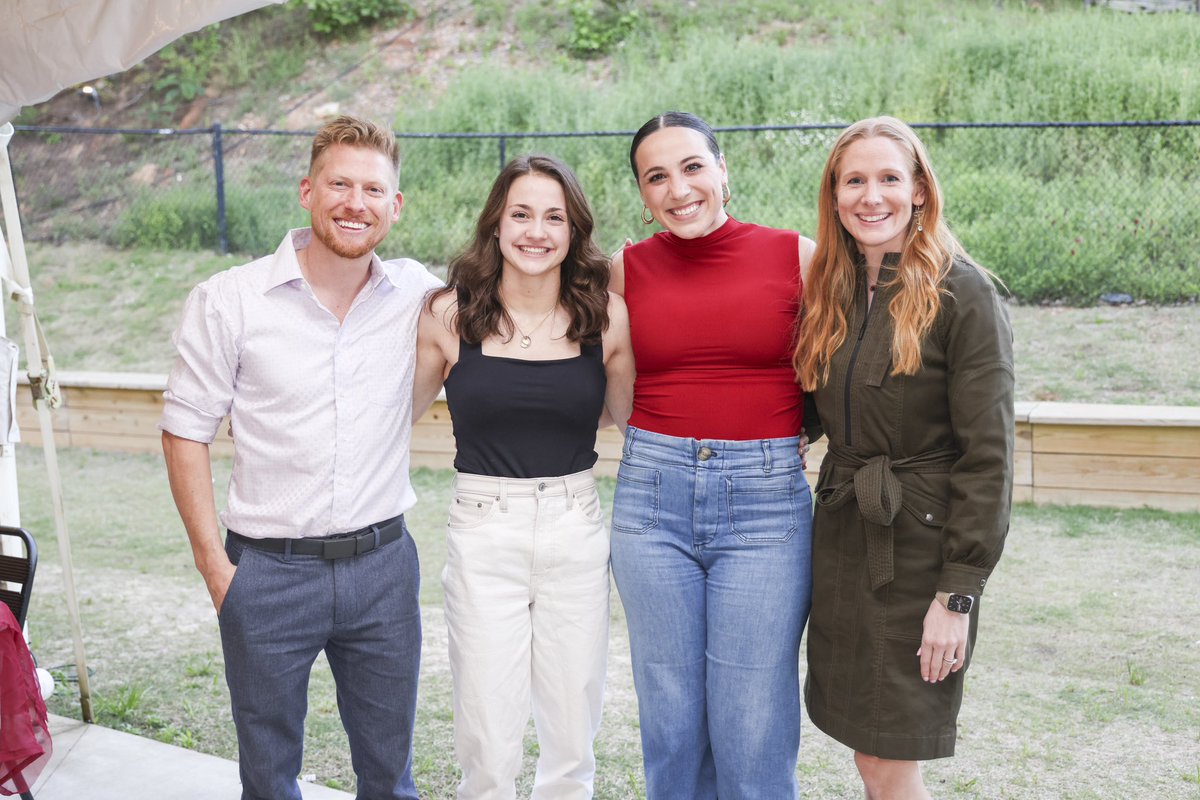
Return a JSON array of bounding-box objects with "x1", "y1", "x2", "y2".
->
[{"x1": 815, "y1": 446, "x2": 959, "y2": 591}]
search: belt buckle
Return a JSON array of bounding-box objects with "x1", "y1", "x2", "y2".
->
[{"x1": 322, "y1": 536, "x2": 359, "y2": 560}]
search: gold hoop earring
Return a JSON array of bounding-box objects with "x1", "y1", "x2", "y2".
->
[
  {"x1": 914, "y1": 206, "x2": 925, "y2": 233},
  {"x1": 722, "y1": 183, "x2": 731, "y2": 206},
  {"x1": 641, "y1": 206, "x2": 654, "y2": 225}
]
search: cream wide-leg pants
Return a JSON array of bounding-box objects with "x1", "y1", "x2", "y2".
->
[{"x1": 442, "y1": 469, "x2": 610, "y2": 800}]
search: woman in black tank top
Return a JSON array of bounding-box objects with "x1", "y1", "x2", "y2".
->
[{"x1": 413, "y1": 154, "x2": 633, "y2": 799}]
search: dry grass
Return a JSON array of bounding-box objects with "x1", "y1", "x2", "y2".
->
[
  {"x1": 16, "y1": 449, "x2": 1200, "y2": 799},
  {"x1": 1009, "y1": 303, "x2": 1200, "y2": 406}
]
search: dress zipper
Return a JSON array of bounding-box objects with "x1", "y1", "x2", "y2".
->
[{"x1": 842, "y1": 287, "x2": 877, "y2": 447}]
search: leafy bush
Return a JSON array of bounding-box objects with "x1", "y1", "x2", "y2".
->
[
  {"x1": 301, "y1": 0, "x2": 412, "y2": 36},
  {"x1": 563, "y1": 0, "x2": 639, "y2": 58},
  {"x1": 112, "y1": 191, "x2": 218, "y2": 251},
  {"x1": 154, "y1": 26, "x2": 223, "y2": 106},
  {"x1": 112, "y1": 187, "x2": 308, "y2": 256},
  {"x1": 21, "y1": 0, "x2": 1200, "y2": 303}
]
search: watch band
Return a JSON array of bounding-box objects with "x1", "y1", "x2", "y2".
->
[{"x1": 935, "y1": 591, "x2": 974, "y2": 614}]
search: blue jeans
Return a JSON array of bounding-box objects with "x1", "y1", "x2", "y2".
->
[
  {"x1": 219, "y1": 522, "x2": 422, "y2": 800},
  {"x1": 610, "y1": 427, "x2": 813, "y2": 800}
]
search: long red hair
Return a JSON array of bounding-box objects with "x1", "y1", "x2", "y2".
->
[{"x1": 793, "y1": 116, "x2": 981, "y2": 390}]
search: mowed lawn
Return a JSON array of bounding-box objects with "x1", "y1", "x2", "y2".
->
[{"x1": 15, "y1": 448, "x2": 1200, "y2": 799}]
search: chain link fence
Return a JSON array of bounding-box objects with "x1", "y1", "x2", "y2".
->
[{"x1": 9, "y1": 120, "x2": 1200, "y2": 302}]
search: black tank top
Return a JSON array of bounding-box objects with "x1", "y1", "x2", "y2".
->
[{"x1": 444, "y1": 338, "x2": 606, "y2": 479}]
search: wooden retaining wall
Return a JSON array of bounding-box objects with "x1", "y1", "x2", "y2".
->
[{"x1": 14, "y1": 371, "x2": 1200, "y2": 512}]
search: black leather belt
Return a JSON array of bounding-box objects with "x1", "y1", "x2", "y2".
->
[{"x1": 228, "y1": 515, "x2": 405, "y2": 560}]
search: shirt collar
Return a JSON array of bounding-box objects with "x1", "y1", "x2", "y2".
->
[{"x1": 264, "y1": 228, "x2": 391, "y2": 294}]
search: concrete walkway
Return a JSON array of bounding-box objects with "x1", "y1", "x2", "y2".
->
[{"x1": 31, "y1": 714, "x2": 353, "y2": 800}]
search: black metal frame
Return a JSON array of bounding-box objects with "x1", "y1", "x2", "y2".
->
[{"x1": 0, "y1": 525, "x2": 37, "y2": 628}]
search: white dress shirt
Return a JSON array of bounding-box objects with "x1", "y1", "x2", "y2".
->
[{"x1": 160, "y1": 228, "x2": 442, "y2": 538}]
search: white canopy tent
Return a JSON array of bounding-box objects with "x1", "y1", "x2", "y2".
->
[{"x1": 1, "y1": 0, "x2": 285, "y2": 721}]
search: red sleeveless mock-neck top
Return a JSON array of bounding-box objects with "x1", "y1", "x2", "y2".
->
[{"x1": 623, "y1": 216, "x2": 805, "y2": 441}]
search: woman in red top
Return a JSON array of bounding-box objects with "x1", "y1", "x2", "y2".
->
[{"x1": 609, "y1": 111, "x2": 815, "y2": 799}]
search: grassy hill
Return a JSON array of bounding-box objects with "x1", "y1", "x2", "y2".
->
[{"x1": 11, "y1": 0, "x2": 1200, "y2": 303}]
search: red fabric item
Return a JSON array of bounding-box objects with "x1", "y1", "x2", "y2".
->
[
  {"x1": 0, "y1": 603, "x2": 51, "y2": 796},
  {"x1": 624, "y1": 216, "x2": 805, "y2": 440}
]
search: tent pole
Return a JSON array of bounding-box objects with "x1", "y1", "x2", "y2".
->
[{"x1": 0, "y1": 123, "x2": 93, "y2": 722}]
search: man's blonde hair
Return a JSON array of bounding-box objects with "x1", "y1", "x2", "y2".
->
[{"x1": 309, "y1": 115, "x2": 400, "y2": 180}]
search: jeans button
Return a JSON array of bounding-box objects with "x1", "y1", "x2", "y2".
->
[
  {"x1": 697, "y1": 446, "x2": 713, "y2": 461},
  {"x1": 538, "y1": 482, "x2": 547, "y2": 491}
]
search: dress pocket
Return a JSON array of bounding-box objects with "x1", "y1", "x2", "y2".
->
[
  {"x1": 447, "y1": 491, "x2": 500, "y2": 529},
  {"x1": 727, "y1": 473, "x2": 799, "y2": 543},
  {"x1": 611, "y1": 463, "x2": 660, "y2": 535}
]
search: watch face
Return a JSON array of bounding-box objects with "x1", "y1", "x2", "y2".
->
[{"x1": 947, "y1": 594, "x2": 974, "y2": 613}]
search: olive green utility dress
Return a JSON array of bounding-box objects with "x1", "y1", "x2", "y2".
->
[{"x1": 805, "y1": 254, "x2": 1014, "y2": 761}]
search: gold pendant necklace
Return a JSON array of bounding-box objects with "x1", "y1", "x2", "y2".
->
[{"x1": 508, "y1": 304, "x2": 556, "y2": 348}]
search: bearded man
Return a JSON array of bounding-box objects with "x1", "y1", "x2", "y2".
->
[{"x1": 160, "y1": 115, "x2": 440, "y2": 800}]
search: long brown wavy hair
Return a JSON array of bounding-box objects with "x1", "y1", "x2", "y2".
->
[
  {"x1": 428, "y1": 154, "x2": 610, "y2": 344},
  {"x1": 793, "y1": 116, "x2": 984, "y2": 390}
]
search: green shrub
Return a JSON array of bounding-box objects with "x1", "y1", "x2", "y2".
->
[
  {"x1": 25, "y1": 0, "x2": 1200, "y2": 303},
  {"x1": 563, "y1": 0, "x2": 639, "y2": 58},
  {"x1": 113, "y1": 190, "x2": 219, "y2": 251},
  {"x1": 154, "y1": 26, "x2": 223, "y2": 106},
  {"x1": 111, "y1": 187, "x2": 308, "y2": 256},
  {"x1": 301, "y1": 0, "x2": 412, "y2": 36}
]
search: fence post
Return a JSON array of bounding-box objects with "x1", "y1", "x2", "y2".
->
[
  {"x1": 211, "y1": 122, "x2": 229, "y2": 255},
  {"x1": 499, "y1": 135, "x2": 506, "y2": 172}
]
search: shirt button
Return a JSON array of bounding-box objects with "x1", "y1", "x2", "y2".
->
[
  {"x1": 698, "y1": 447, "x2": 713, "y2": 461},
  {"x1": 538, "y1": 482, "x2": 547, "y2": 491}
]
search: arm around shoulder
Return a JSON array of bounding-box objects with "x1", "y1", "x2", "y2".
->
[
  {"x1": 798, "y1": 234, "x2": 816, "y2": 288},
  {"x1": 609, "y1": 246, "x2": 627, "y2": 297},
  {"x1": 412, "y1": 291, "x2": 457, "y2": 422},
  {"x1": 600, "y1": 292, "x2": 634, "y2": 431}
]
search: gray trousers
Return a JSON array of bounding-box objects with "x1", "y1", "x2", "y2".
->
[{"x1": 219, "y1": 523, "x2": 422, "y2": 800}]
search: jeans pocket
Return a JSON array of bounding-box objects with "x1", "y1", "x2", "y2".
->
[
  {"x1": 573, "y1": 485, "x2": 606, "y2": 524},
  {"x1": 727, "y1": 473, "x2": 798, "y2": 543},
  {"x1": 611, "y1": 463, "x2": 660, "y2": 534},
  {"x1": 447, "y1": 491, "x2": 500, "y2": 529}
]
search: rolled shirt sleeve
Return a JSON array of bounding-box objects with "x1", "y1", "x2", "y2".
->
[{"x1": 160, "y1": 278, "x2": 239, "y2": 444}]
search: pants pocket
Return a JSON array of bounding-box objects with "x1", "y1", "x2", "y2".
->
[
  {"x1": 573, "y1": 484, "x2": 606, "y2": 524},
  {"x1": 611, "y1": 463, "x2": 660, "y2": 535},
  {"x1": 726, "y1": 473, "x2": 800, "y2": 543},
  {"x1": 448, "y1": 491, "x2": 501, "y2": 529},
  {"x1": 218, "y1": 536, "x2": 255, "y2": 622}
]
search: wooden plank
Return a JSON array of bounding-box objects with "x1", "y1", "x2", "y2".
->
[
  {"x1": 67, "y1": 386, "x2": 165, "y2": 409},
  {"x1": 1033, "y1": 424, "x2": 1200, "y2": 459},
  {"x1": 1032, "y1": 486, "x2": 1200, "y2": 514},
  {"x1": 11, "y1": 428, "x2": 71, "y2": 448},
  {"x1": 1032, "y1": 452, "x2": 1200, "y2": 495},
  {"x1": 1015, "y1": 421, "x2": 1032, "y2": 452},
  {"x1": 1014, "y1": 449, "x2": 1033, "y2": 488},
  {"x1": 1013, "y1": 485, "x2": 1033, "y2": 504},
  {"x1": 15, "y1": 403, "x2": 70, "y2": 434},
  {"x1": 1025, "y1": 402, "x2": 1200, "y2": 427},
  {"x1": 13, "y1": 371, "x2": 1200, "y2": 514},
  {"x1": 50, "y1": 371, "x2": 166, "y2": 391},
  {"x1": 69, "y1": 432, "x2": 163, "y2": 453},
  {"x1": 70, "y1": 408, "x2": 164, "y2": 436}
]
